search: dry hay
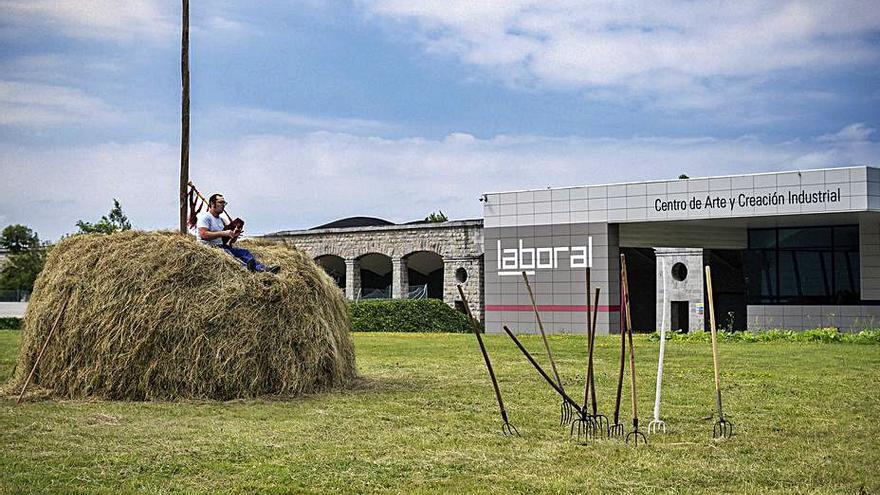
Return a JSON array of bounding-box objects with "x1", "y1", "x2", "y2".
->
[{"x1": 7, "y1": 231, "x2": 356, "y2": 400}]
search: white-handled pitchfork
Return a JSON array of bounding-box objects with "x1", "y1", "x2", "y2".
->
[{"x1": 648, "y1": 256, "x2": 668, "y2": 434}]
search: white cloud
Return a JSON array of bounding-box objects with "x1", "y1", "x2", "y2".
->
[
  {"x1": 0, "y1": 81, "x2": 122, "y2": 126},
  {"x1": 209, "y1": 107, "x2": 393, "y2": 134},
  {"x1": 361, "y1": 1, "x2": 880, "y2": 109},
  {"x1": 1, "y1": 123, "x2": 877, "y2": 241},
  {"x1": 1, "y1": 0, "x2": 175, "y2": 41},
  {"x1": 1, "y1": 0, "x2": 251, "y2": 42},
  {"x1": 818, "y1": 123, "x2": 877, "y2": 143}
]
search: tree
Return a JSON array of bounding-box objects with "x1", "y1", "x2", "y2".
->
[
  {"x1": 678, "y1": 174, "x2": 690, "y2": 179},
  {"x1": 424, "y1": 211, "x2": 448, "y2": 223},
  {"x1": 0, "y1": 224, "x2": 40, "y2": 254},
  {"x1": 0, "y1": 249, "x2": 46, "y2": 292},
  {"x1": 76, "y1": 199, "x2": 132, "y2": 235},
  {"x1": 0, "y1": 224, "x2": 45, "y2": 292}
]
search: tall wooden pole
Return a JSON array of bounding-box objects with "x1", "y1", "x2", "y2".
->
[{"x1": 179, "y1": 0, "x2": 190, "y2": 233}]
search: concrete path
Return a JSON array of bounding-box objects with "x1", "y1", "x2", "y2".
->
[{"x1": 0, "y1": 302, "x2": 27, "y2": 318}]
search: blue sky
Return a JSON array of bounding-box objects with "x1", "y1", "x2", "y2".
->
[{"x1": 1, "y1": 0, "x2": 879, "y2": 241}]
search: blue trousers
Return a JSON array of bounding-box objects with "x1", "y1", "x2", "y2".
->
[{"x1": 220, "y1": 245, "x2": 266, "y2": 271}]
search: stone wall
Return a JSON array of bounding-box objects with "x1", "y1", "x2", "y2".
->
[{"x1": 262, "y1": 220, "x2": 486, "y2": 322}]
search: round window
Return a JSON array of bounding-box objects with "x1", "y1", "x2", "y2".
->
[
  {"x1": 671, "y1": 262, "x2": 688, "y2": 281},
  {"x1": 455, "y1": 267, "x2": 468, "y2": 283}
]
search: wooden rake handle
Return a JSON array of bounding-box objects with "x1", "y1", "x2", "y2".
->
[
  {"x1": 704, "y1": 265, "x2": 725, "y2": 420},
  {"x1": 621, "y1": 254, "x2": 639, "y2": 420},
  {"x1": 457, "y1": 284, "x2": 509, "y2": 422},
  {"x1": 521, "y1": 271, "x2": 564, "y2": 391},
  {"x1": 17, "y1": 293, "x2": 71, "y2": 404}
]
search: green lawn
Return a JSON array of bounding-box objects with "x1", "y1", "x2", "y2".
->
[{"x1": 1, "y1": 330, "x2": 879, "y2": 494}]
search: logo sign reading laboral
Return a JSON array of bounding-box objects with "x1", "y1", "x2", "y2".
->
[{"x1": 496, "y1": 238, "x2": 592, "y2": 276}]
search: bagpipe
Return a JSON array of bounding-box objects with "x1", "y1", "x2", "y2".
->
[{"x1": 187, "y1": 181, "x2": 244, "y2": 246}]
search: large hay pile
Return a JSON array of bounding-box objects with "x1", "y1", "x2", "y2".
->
[{"x1": 8, "y1": 231, "x2": 356, "y2": 400}]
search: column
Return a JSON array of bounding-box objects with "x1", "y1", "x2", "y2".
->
[
  {"x1": 345, "y1": 258, "x2": 361, "y2": 300},
  {"x1": 392, "y1": 258, "x2": 409, "y2": 299}
]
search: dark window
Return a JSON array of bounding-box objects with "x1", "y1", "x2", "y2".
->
[
  {"x1": 748, "y1": 229, "x2": 776, "y2": 249},
  {"x1": 671, "y1": 262, "x2": 688, "y2": 281},
  {"x1": 778, "y1": 227, "x2": 831, "y2": 249},
  {"x1": 744, "y1": 225, "x2": 860, "y2": 305}
]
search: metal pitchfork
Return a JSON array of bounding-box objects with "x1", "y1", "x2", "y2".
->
[
  {"x1": 704, "y1": 266, "x2": 734, "y2": 439},
  {"x1": 522, "y1": 271, "x2": 573, "y2": 426},
  {"x1": 621, "y1": 254, "x2": 648, "y2": 446},
  {"x1": 649, "y1": 256, "x2": 669, "y2": 434},
  {"x1": 502, "y1": 325, "x2": 585, "y2": 435},
  {"x1": 572, "y1": 268, "x2": 608, "y2": 442},
  {"x1": 457, "y1": 285, "x2": 520, "y2": 437}
]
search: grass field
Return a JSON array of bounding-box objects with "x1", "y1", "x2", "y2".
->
[{"x1": 2, "y1": 329, "x2": 879, "y2": 494}]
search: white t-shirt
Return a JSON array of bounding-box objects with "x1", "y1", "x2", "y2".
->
[{"x1": 195, "y1": 211, "x2": 226, "y2": 246}]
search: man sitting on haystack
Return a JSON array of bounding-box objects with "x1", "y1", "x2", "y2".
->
[{"x1": 196, "y1": 193, "x2": 280, "y2": 274}]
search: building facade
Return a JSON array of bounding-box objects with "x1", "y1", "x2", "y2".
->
[
  {"x1": 263, "y1": 219, "x2": 486, "y2": 321},
  {"x1": 483, "y1": 166, "x2": 880, "y2": 334}
]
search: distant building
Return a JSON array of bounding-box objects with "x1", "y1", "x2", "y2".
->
[
  {"x1": 264, "y1": 165, "x2": 879, "y2": 334},
  {"x1": 483, "y1": 165, "x2": 880, "y2": 334},
  {"x1": 262, "y1": 218, "x2": 485, "y2": 322}
]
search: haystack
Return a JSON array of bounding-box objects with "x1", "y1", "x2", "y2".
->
[{"x1": 8, "y1": 231, "x2": 356, "y2": 400}]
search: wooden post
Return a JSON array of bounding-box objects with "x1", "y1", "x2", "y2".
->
[{"x1": 179, "y1": 0, "x2": 190, "y2": 233}]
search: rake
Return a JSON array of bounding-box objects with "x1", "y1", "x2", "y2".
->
[
  {"x1": 502, "y1": 325, "x2": 584, "y2": 433},
  {"x1": 648, "y1": 256, "x2": 669, "y2": 434},
  {"x1": 522, "y1": 271, "x2": 573, "y2": 426},
  {"x1": 457, "y1": 285, "x2": 519, "y2": 437},
  {"x1": 621, "y1": 254, "x2": 647, "y2": 446},
  {"x1": 704, "y1": 266, "x2": 734, "y2": 439}
]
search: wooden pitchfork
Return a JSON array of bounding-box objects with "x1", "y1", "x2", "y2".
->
[
  {"x1": 621, "y1": 254, "x2": 647, "y2": 446},
  {"x1": 572, "y1": 268, "x2": 607, "y2": 441},
  {"x1": 457, "y1": 285, "x2": 519, "y2": 437},
  {"x1": 609, "y1": 261, "x2": 627, "y2": 438},
  {"x1": 704, "y1": 266, "x2": 734, "y2": 439},
  {"x1": 522, "y1": 271, "x2": 573, "y2": 426}
]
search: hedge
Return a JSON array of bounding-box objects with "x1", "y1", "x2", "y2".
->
[
  {"x1": 0, "y1": 317, "x2": 21, "y2": 330},
  {"x1": 348, "y1": 299, "x2": 474, "y2": 333}
]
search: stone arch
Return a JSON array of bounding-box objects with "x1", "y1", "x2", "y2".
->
[
  {"x1": 404, "y1": 250, "x2": 444, "y2": 299},
  {"x1": 314, "y1": 254, "x2": 345, "y2": 290},
  {"x1": 356, "y1": 252, "x2": 393, "y2": 299}
]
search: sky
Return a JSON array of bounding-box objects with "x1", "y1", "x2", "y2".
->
[{"x1": 1, "y1": 0, "x2": 879, "y2": 241}]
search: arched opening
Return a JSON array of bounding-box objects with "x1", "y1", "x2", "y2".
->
[
  {"x1": 358, "y1": 253, "x2": 392, "y2": 299},
  {"x1": 405, "y1": 251, "x2": 444, "y2": 299},
  {"x1": 314, "y1": 255, "x2": 345, "y2": 290}
]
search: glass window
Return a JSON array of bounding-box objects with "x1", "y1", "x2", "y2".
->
[
  {"x1": 745, "y1": 225, "x2": 859, "y2": 305},
  {"x1": 835, "y1": 251, "x2": 859, "y2": 295},
  {"x1": 834, "y1": 226, "x2": 859, "y2": 249},
  {"x1": 778, "y1": 251, "x2": 798, "y2": 298},
  {"x1": 749, "y1": 229, "x2": 776, "y2": 249},
  {"x1": 796, "y1": 251, "x2": 830, "y2": 297},
  {"x1": 778, "y1": 227, "x2": 831, "y2": 249}
]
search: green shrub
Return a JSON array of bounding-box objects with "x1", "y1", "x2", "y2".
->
[
  {"x1": 0, "y1": 317, "x2": 21, "y2": 330},
  {"x1": 648, "y1": 327, "x2": 880, "y2": 344},
  {"x1": 348, "y1": 299, "x2": 474, "y2": 333}
]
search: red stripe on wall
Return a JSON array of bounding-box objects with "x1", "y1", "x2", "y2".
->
[{"x1": 485, "y1": 304, "x2": 620, "y2": 312}]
